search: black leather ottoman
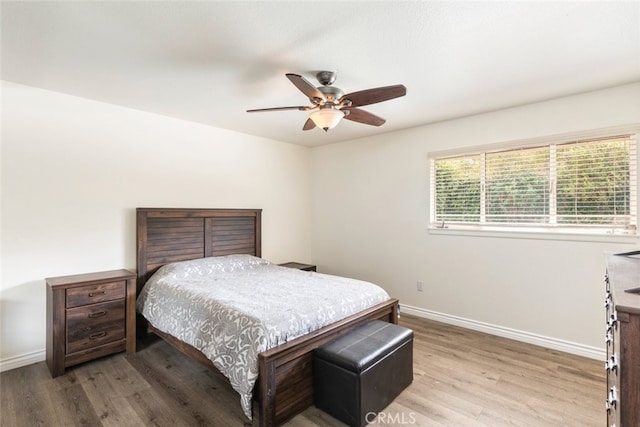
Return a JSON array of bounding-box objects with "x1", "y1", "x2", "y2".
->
[{"x1": 314, "y1": 320, "x2": 413, "y2": 427}]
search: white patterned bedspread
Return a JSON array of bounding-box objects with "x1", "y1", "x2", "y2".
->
[{"x1": 136, "y1": 254, "x2": 390, "y2": 419}]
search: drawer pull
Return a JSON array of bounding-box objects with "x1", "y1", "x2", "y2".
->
[
  {"x1": 608, "y1": 387, "x2": 618, "y2": 409},
  {"x1": 605, "y1": 331, "x2": 613, "y2": 345},
  {"x1": 88, "y1": 311, "x2": 107, "y2": 318},
  {"x1": 89, "y1": 331, "x2": 108, "y2": 340},
  {"x1": 607, "y1": 313, "x2": 618, "y2": 330},
  {"x1": 605, "y1": 354, "x2": 618, "y2": 373},
  {"x1": 88, "y1": 291, "x2": 105, "y2": 297}
]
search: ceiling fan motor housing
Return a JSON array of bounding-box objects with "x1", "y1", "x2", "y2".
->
[
  {"x1": 317, "y1": 86, "x2": 344, "y2": 104},
  {"x1": 316, "y1": 71, "x2": 337, "y2": 86}
]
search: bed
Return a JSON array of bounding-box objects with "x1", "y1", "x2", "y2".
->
[{"x1": 135, "y1": 208, "x2": 399, "y2": 426}]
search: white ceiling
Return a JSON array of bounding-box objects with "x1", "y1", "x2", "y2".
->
[{"x1": 2, "y1": 1, "x2": 639, "y2": 147}]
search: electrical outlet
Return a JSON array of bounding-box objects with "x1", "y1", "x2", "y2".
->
[{"x1": 417, "y1": 280, "x2": 424, "y2": 292}]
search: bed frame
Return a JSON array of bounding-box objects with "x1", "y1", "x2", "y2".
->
[{"x1": 136, "y1": 208, "x2": 399, "y2": 426}]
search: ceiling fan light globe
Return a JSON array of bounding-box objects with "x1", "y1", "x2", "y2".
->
[{"x1": 309, "y1": 108, "x2": 344, "y2": 131}]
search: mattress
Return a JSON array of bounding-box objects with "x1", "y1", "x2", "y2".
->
[{"x1": 136, "y1": 254, "x2": 391, "y2": 419}]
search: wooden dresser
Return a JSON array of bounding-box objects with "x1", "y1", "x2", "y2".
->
[
  {"x1": 604, "y1": 253, "x2": 640, "y2": 426},
  {"x1": 46, "y1": 269, "x2": 136, "y2": 377}
]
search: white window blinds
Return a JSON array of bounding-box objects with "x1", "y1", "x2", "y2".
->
[
  {"x1": 433, "y1": 155, "x2": 481, "y2": 223},
  {"x1": 555, "y1": 137, "x2": 634, "y2": 228},
  {"x1": 485, "y1": 146, "x2": 550, "y2": 224},
  {"x1": 431, "y1": 133, "x2": 637, "y2": 234}
]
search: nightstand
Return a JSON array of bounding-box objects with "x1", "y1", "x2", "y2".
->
[
  {"x1": 279, "y1": 262, "x2": 317, "y2": 272},
  {"x1": 46, "y1": 269, "x2": 136, "y2": 377}
]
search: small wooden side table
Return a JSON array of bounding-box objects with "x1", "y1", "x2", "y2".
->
[
  {"x1": 278, "y1": 262, "x2": 317, "y2": 272},
  {"x1": 46, "y1": 269, "x2": 136, "y2": 377}
]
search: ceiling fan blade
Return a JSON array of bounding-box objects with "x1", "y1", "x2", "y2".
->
[
  {"x1": 286, "y1": 73, "x2": 326, "y2": 102},
  {"x1": 303, "y1": 118, "x2": 316, "y2": 131},
  {"x1": 341, "y1": 84, "x2": 406, "y2": 108},
  {"x1": 246, "y1": 106, "x2": 309, "y2": 113},
  {"x1": 343, "y1": 107, "x2": 386, "y2": 126}
]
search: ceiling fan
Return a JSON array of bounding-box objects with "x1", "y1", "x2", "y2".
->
[{"x1": 247, "y1": 71, "x2": 407, "y2": 132}]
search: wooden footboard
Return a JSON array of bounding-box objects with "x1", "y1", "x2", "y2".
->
[{"x1": 258, "y1": 298, "x2": 398, "y2": 427}]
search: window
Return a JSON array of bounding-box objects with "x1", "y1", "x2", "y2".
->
[{"x1": 430, "y1": 130, "x2": 638, "y2": 236}]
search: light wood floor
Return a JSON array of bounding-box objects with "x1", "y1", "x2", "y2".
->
[{"x1": 1, "y1": 315, "x2": 605, "y2": 426}]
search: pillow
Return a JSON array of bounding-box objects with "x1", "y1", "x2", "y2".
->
[
  {"x1": 154, "y1": 254, "x2": 271, "y2": 280},
  {"x1": 199, "y1": 254, "x2": 271, "y2": 274}
]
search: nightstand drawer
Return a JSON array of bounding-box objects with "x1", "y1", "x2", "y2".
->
[
  {"x1": 66, "y1": 299, "x2": 125, "y2": 353},
  {"x1": 66, "y1": 280, "x2": 126, "y2": 308}
]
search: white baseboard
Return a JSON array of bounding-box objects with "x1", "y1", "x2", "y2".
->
[
  {"x1": 0, "y1": 349, "x2": 45, "y2": 373},
  {"x1": 0, "y1": 306, "x2": 604, "y2": 372},
  {"x1": 400, "y1": 304, "x2": 605, "y2": 361}
]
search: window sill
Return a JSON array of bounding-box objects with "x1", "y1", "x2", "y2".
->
[{"x1": 428, "y1": 225, "x2": 639, "y2": 243}]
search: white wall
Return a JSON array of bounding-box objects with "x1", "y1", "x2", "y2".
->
[
  {"x1": 0, "y1": 81, "x2": 312, "y2": 368},
  {"x1": 3, "y1": 81, "x2": 639, "y2": 371},
  {"x1": 311, "y1": 82, "x2": 640, "y2": 358}
]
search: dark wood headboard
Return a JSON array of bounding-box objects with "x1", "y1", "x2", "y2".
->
[{"x1": 136, "y1": 208, "x2": 262, "y2": 293}]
